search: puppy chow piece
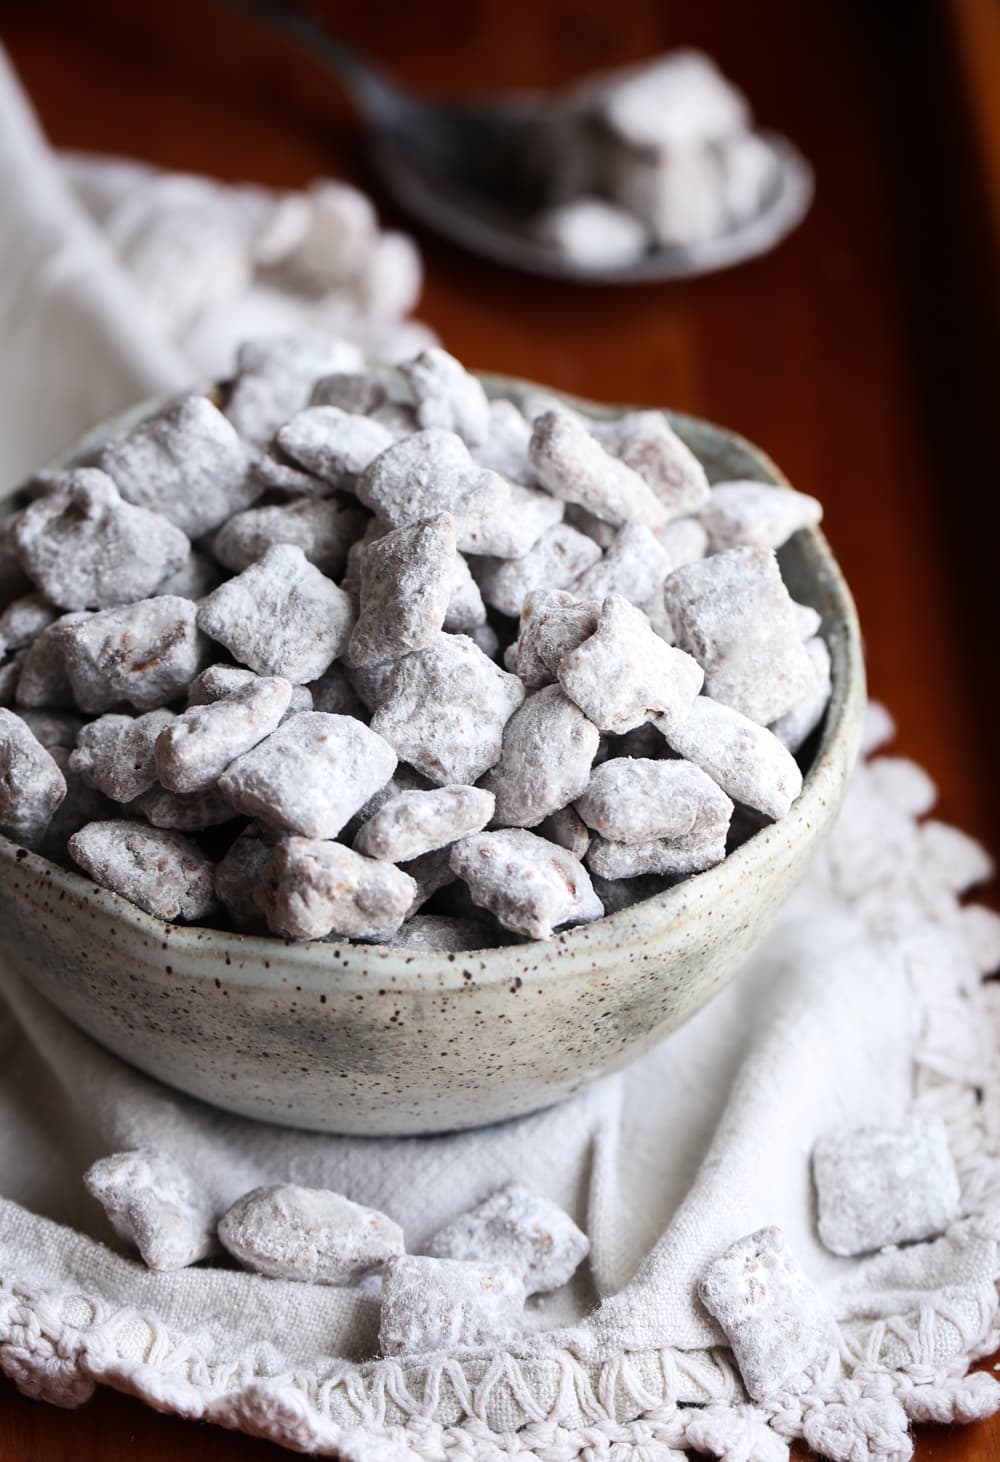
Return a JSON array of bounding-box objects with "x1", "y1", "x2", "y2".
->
[
  {"x1": 14, "y1": 612, "x2": 91, "y2": 709},
  {"x1": 769, "y1": 637, "x2": 831, "y2": 753},
  {"x1": 663, "y1": 696, "x2": 803, "y2": 821},
  {"x1": 188, "y1": 664, "x2": 311, "y2": 718},
  {"x1": 356, "y1": 228, "x2": 424, "y2": 321},
  {"x1": 918, "y1": 821, "x2": 994, "y2": 895},
  {"x1": 258, "y1": 836, "x2": 416, "y2": 940},
  {"x1": 368, "y1": 400, "x2": 420, "y2": 438},
  {"x1": 218, "y1": 1184, "x2": 404, "y2": 1284},
  {"x1": 99, "y1": 394, "x2": 254, "y2": 538},
  {"x1": 197, "y1": 544, "x2": 354, "y2": 683},
  {"x1": 534, "y1": 196, "x2": 650, "y2": 269},
  {"x1": 399, "y1": 845, "x2": 459, "y2": 914},
  {"x1": 593, "y1": 412, "x2": 710, "y2": 520},
  {"x1": 214, "y1": 821, "x2": 280, "y2": 932},
  {"x1": 372, "y1": 914, "x2": 495, "y2": 952},
  {"x1": 212, "y1": 496, "x2": 366, "y2": 577},
  {"x1": 589, "y1": 871, "x2": 667, "y2": 915},
  {"x1": 60, "y1": 597, "x2": 206, "y2": 713},
  {"x1": 792, "y1": 602, "x2": 823, "y2": 640},
  {"x1": 0, "y1": 652, "x2": 24, "y2": 707},
  {"x1": 357, "y1": 429, "x2": 512, "y2": 555},
  {"x1": 865, "y1": 756, "x2": 936, "y2": 819},
  {"x1": 155, "y1": 676, "x2": 292, "y2": 793},
  {"x1": 234, "y1": 332, "x2": 364, "y2": 431},
  {"x1": 219, "y1": 711, "x2": 396, "y2": 838},
  {"x1": 813, "y1": 1115, "x2": 961, "y2": 1258},
  {"x1": 0, "y1": 594, "x2": 57, "y2": 658},
  {"x1": 700, "y1": 480, "x2": 823, "y2": 552},
  {"x1": 399, "y1": 347, "x2": 491, "y2": 448},
  {"x1": 68, "y1": 819, "x2": 215, "y2": 921},
  {"x1": 473, "y1": 398, "x2": 537, "y2": 483},
  {"x1": 596, "y1": 50, "x2": 749, "y2": 150},
  {"x1": 450, "y1": 828, "x2": 602, "y2": 939},
  {"x1": 309, "y1": 369, "x2": 388, "y2": 415},
  {"x1": 13, "y1": 469, "x2": 190, "y2": 611},
  {"x1": 40, "y1": 745, "x2": 115, "y2": 858},
  {"x1": 354, "y1": 785, "x2": 495, "y2": 863},
  {"x1": 15, "y1": 709, "x2": 83, "y2": 750},
  {"x1": 379, "y1": 1253, "x2": 525, "y2": 1357},
  {"x1": 0, "y1": 708, "x2": 67, "y2": 844},
  {"x1": 698, "y1": 1226, "x2": 839, "y2": 1401},
  {"x1": 663, "y1": 547, "x2": 816, "y2": 724},
  {"x1": 276, "y1": 406, "x2": 395, "y2": 484},
  {"x1": 427, "y1": 1184, "x2": 589, "y2": 1295},
  {"x1": 564, "y1": 502, "x2": 617, "y2": 549},
  {"x1": 558, "y1": 595, "x2": 703, "y2": 734},
  {"x1": 473, "y1": 523, "x2": 601, "y2": 619},
  {"x1": 0, "y1": 515, "x2": 30, "y2": 605},
  {"x1": 349, "y1": 514, "x2": 457, "y2": 667},
  {"x1": 586, "y1": 820, "x2": 730, "y2": 880},
  {"x1": 482, "y1": 685, "x2": 600, "y2": 827},
  {"x1": 537, "y1": 805, "x2": 591, "y2": 860},
  {"x1": 158, "y1": 549, "x2": 223, "y2": 602},
  {"x1": 70, "y1": 709, "x2": 176, "y2": 802},
  {"x1": 529, "y1": 408, "x2": 667, "y2": 531},
  {"x1": 469, "y1": 621, "x2": 501, "y2": 660},
  {"x1": 657, "y1": 515, "x2": 709, "y2": 571},
  {"x1": 511, "y1": 590, "x2": 601, "y2": 692},
  {"x1": 307, "y1": 663, "x2": 366, "y2": 719},
  {"x1": 84, "y1": 1149, "x2": 217, "y2": 1271},
  {"x1": 444, "y1": 553, "x2": 487, "y2": 632},
  {"x1": 576, "y1": 756, "x2": 732, "y2": 845},
  {"x1": 133, "y1": 785, "x2": 240, "y2": 830},
  {"x1": 612, "y1": 141, "x2": 729, "y2": 249},
  {"x1": 249, "y1": 447, "x2": 328, "y2": 499},
  {"x1": 349, "y1": 658, "x2": 397, "y2": 715},
  {"x1": 372, "y1": 634, "x2": 524, "y2": 786},
  {"x1": 573, "y1": 522, "x2": 673, "y2": 610},
  {"x1": 470, "y1": 482, "x2": 566, "y2": 560}
]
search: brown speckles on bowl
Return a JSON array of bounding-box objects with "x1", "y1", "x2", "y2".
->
[{"x1": 0, "y1": 378, "x2": 864, "y2": 1134}]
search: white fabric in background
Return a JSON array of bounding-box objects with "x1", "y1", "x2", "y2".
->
[{"x1": 1, "y1": 43, "x2": 999, "y2": 1460}]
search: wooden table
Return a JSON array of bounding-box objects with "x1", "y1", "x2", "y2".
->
[{"x1": 1, "y1": 0, "x2": 997, "y2": 1456}]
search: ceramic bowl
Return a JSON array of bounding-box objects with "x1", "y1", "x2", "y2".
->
[{"x1": 0, "y1": 379, "x2": 865, "y2": 1135}]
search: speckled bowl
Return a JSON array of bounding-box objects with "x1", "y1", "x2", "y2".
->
[{"x1": 0, "y1": 379, "x2": 865, "y2": 1135}]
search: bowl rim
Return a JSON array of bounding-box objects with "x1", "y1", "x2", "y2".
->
[{"x1": 0, "y1": 376, "x2": 866, "y2": 993}]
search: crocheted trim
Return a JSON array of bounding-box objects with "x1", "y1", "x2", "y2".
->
[{"x1": 3, "y1": 707, "x2": 1000, "y2": 1460}]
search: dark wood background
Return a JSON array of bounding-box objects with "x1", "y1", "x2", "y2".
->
[{"x1": 1, "y1": 0, "x2": 998, "y2": 1456}]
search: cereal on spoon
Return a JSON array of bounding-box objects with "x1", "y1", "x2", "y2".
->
[{"x1": 0, "y1": 339, "x2": 830, "y2": 951}]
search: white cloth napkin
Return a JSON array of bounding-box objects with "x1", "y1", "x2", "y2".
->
[{"x1": 1, "y1": 44, "x2": 1000, "y2": 1461}]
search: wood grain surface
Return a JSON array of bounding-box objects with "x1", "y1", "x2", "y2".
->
[{"x1": 1, "y1": 0, "x2": 997, "y2": 1456}]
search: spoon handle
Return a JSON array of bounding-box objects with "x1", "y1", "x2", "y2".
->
[{"x1": 225, "y1": 0, "x2": 409, "y2": 124}]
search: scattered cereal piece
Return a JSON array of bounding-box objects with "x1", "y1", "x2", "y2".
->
[
  {"x1": 354, "y1": 785, "x2": 495, "y2": 862},
  {"x1": 593, "y1": 412, "x2": 710, "y2": 521},
  {"x1": 473, "y1": 398, "x2": 537, "y2": 483},
  {"x1": 197, "y1": 544, "x2": 354, "y2": 683},
  {"x1": 918, "y1": 821, "x2": 995, "y2": 895},
  {"x1": 663, "y1": 547, "x2": 817, "y2": 724},
  {"x1": 0, "y1": 708, "x2": 67, "y2": 845},
  {"x1": 813, "y1": 1116, "x2": 961, "y2": 1257},
  {"x1": 426, "y1": 1184, "x2": 589, "y2": 1294},
  {"x1": 286, "y1": 182, "x2": 377, "y2": 292},
  {"x1": 510, "y1": 590, "x2": 601, "y2": 692},
  {"x1": 534, "y1": 196, "x2": 650, "y2": 269},
  {"x1": 399, "y1": 347, "x2": 492, "y2": 447},
  {"x1": 214, "y1": 821, "x2": 280, "y2": 933},
  {"x1": 529, "y1": 408, "x2": 668, "y2": 530},
  {"x1": 276, "y1": 406, "x2": 395, "y2": 484},
  {"x1": 68, "y1": 819, "x2": 216, "y2": 921},
  {"x1": 576, "y1": 756, "x2": 731, "y2": 844},
  {"x1": 700, "y1": 480, "x2": 823, "y2": 552},
  {"x1": 663, "y1": 696, "x2": 803, "y2": 821},
  {"x1": 474, "y1": 523, "x2": 601, "y2": 618},
  {"x1": 861, "y1": 701, "x2": 896, "y2": 757},
  {"x1": 212, "y1": 496, "x2": 366, "y2": 577},
  {"x1": 13, "y1": 469, "x2": 190, "y2": 611},
  {"x1": 698, "y1": 1226, "x2": 839, "y2": 1401},
  {"x1": 356, "y1": 429, "x2": 512, "y2": 555},
  {"x1": 558, "y1": 595, "x2": 703, "y2": 734},
  {"x1": 60, "y1": 597, "x2": 206, "y2": 713},
  {"x1": 372, "y1": 634, "x2": 524, "y2": 786},
  {"x1": 769, "y1": 637, "x2": 831, "y2": 753},
  {"x1": 379, "y1": 1253, "x2": 525, "y2": 1357},
  {"x1": 218, "y1": 1184, "x2": 404, "y2": 1283},
  {"x1": 257, "y1": 836, "x2": 416, "y2": 940},
  {"x1": 960, "y1": 904, "x2": 1000, "y2": 976},
  {"x1": 155, "y1": 676, "x2": 292, "y2": 793},
  {"x1": 99, "y1": 394, "x2": 254, "y2": 538},
  {"x1": 450, "y1": 828, "x2": 602, "y2": 939},
  {"x1": 349, "y1": 514, "x2": 457, "y2": 667},
  {"x1": 0, "y1": 594, "x2": 57, "y2": 658},
  {"x1": 84, "y1": 1149, "x2": 217, "y2": 1270},
  {"x1": 482, "y1": 685, "x2": 600, "y2": 827},
  {"x1": 70, "y1": 710, "x2": 176, "y2": 802},
  {"x1": 219, "y1": 711, "x2": 396, "y2": 838}
]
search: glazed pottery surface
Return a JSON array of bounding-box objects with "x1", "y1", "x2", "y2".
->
[{"x1": 0, "y1": 379, "x2": 865, "y2": 1134}]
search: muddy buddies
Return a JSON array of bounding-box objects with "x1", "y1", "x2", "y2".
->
[{"x1": 0, "y1": 340, "x2": 829, "y2": 949}]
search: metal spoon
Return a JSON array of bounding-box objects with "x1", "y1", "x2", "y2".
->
[{"x1": 232, "y1": 0, "x2": 814, "y2": 283}]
